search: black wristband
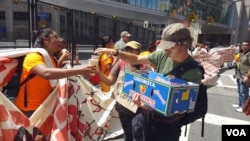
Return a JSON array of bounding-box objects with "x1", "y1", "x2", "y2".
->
[{"x1": 114, "y1": 49, "x2": 119, "y2": 56}]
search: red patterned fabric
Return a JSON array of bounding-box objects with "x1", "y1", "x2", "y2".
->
[
  {"x1": 0, "y1": 61, "x2": 116, "y2": 141},
  {"x1": 192, "y1": 47, "x2": 235, "y2": 84},
  {"x1": 0, "y1": 58, "x2": 18, "y2": 87}
]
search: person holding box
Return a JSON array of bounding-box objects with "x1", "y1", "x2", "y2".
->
[{"x1": 94, "y1": 23, "x2": 203, "y2": 141}]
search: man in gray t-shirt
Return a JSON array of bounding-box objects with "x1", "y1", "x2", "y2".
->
[{"x1": 233, "y1": 40, "x2": 250, "y2": 113}]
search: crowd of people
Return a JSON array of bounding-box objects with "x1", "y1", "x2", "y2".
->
[
  {"x1": 95, "y1": 23, "x2": 203, "y2": 141},
  {"x1": 191, "y1": 39, "x2": 250, "y2": 114},
  {"x1": 8, "y1": 22, "x2": 250, "y2": 140}
]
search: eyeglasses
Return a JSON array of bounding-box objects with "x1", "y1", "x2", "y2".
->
[{"x1": 49, "y1": 34, "x2": 59, "y2": 40}]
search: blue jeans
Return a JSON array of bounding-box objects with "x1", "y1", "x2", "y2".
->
[
  {"x1": 236, "y1": 78, "x2": 249, "y2": 107},
  {"x1": 116, "y1": 103, "x2": 144, "y2": 141}
]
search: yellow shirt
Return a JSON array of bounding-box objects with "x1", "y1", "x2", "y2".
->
[
  {"x1": 140, "y1": 51, "x2": 151, "y2": 55},
  {"x1": 140, "y1": 51, "x2": 156, "y2": 70},
  {"x1": 15, "y1": 53, "x2": 57, "y2": 111},
  {"x1": 234, "y1": 53, "x2": 240, "y2": 62},
  {"x1": 99, "y1": 53, "x2": 113, "y2": 92},
  {"x1": 234, "y1": 53, "x2": 241, "y2": 67}
]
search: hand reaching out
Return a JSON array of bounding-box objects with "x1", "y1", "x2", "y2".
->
[
  {"x1": 94, "y1": 48, "x2": 116, "y2": 58},
  {"x1": 79, "y1": 65, "x2": 97, "y2": 76}
]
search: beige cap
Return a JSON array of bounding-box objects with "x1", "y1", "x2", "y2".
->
[
  {"x1": 124, "y1": 41, "x2": 141, "y2": 50},
  {"x1": 120, "y1": 31, "x2": 132, "y2": 37},
  {"x1": 157, "y1": 23, "x2": 192, "y2": 50}
]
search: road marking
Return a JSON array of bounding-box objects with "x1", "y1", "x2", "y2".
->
[
  {"x1": 201, "y1": 113, "x2": 250, "y2": 125},
  {"x1": 180, "y1": 113, "x2": 250, "y2": 141},
  {"x1": 220, "y1": 74, "x2": 237, "y2": 84},
  {"x1": 211, "y1": 74, "x2": 237, "y2": 89}
]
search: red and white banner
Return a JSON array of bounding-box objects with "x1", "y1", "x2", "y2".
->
[
  {"x1": 0, "y1": 49, "x2": 120, "y2": 141},
  {"x1": 0, "y1": 74, "x2": 118, "y2": 141}
]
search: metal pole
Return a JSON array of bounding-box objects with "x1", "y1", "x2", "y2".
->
[
  {"x1": 34, "y1": 0, "x2": 38, "y2": 30},
  {"x1": 67, "y1": 9, "x2": 74, "y2": 67},
  {"x1": 113, "y1": 18, "x2": 117, "y2": 41},
  {"x1": 94, "y1": 14, "x2": 99, "y2": 50},
  {"x1": 31, "y1": 0, "x2": 35, "y2": 31},
  {"x1": 28, "y1": 0, "x2": 31, "y2": 48}
]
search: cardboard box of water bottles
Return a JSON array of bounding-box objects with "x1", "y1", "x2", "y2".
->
[{"x1": 122, "y1": 71, "x2": 200, "y2": 117}]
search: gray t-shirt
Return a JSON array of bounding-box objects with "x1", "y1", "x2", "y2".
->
[
  {"x1": 236, "y1": 51, "x2": 250, "y2": 79},
  {"x1": 148, "y1": 50, "x2": 203, "y2": 84},
  {"x1": 114, "y1": 38, "x2": 126, "y2": 50}
]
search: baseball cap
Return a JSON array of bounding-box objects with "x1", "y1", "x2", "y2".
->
[
  {"x1": 120, "y1": 31, "x2": 132, "y2": 37},
  {"x1": 157, "y1": 23, "x2": 192, "y2": 50},
  {"x1": 124, "y1": 41, "x2": 141, "y2": 50}
]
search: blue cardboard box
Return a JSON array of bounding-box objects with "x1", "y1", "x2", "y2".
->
[{"x1": 122, "y1": 71, "x2": 199, "y2": 117}]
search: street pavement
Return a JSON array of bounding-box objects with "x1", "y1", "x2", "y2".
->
[{"x1": 75, "y1": 51, "x2": 250, "y2": 141}]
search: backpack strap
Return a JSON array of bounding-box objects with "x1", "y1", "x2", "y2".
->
[
  {"x1": 164, "y1": 60, "x2": 206, "y2": 137},
  {"x1": 20, "y1": 73, "x2": 36, "y2": 87},
  {"x1": 201, "y1": 115, "x2": 205, "y2": 137},
  {"x1": 23, "y1": 73, "x2": 36, "y2": 107},
  {"x1": 18, "y1": 54, "x2": 37, "y2": 107}
]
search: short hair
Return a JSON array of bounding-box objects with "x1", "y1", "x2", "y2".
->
[
  {"x1": 59, "y1": 37, "x2": 66, "y2": 44},
  {"x1": 242, "y1": 40, "x2": 250, "y2": 45},
  {"x1": 32, "y1": 28, "x2": 55, "y2": 48},
  {"x1": 147, "y1": 41, "x2": 156, "y2": 52},
  {"x1": 101, "y1": 35, "x2": 112, "y2": 47}
]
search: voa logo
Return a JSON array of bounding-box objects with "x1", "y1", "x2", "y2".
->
[{"x1": 226, "y1": 129, "x2": 246, "y2": 136}]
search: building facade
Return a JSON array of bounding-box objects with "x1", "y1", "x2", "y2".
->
[{"x1": 0, "y1": 0, "x2": 249, "y2": 49}]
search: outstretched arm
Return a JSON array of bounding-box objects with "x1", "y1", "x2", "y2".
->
[
  {"x1": 32, "y1": 64, "x2": 96, "y2": 80},
  {"x1": 94, "y1": 48, "x2": 151, "y2": 65}
]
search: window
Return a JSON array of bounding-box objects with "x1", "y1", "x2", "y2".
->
[
  {"x1": 13, "y1": 12, "x2": 29, "y2": 21},
  {"x1": 0, "y1": 11, "x2": 5, "y2": 20},
  {"x1": 37, "y1": 12, "x2": 52, "y2": 22}
]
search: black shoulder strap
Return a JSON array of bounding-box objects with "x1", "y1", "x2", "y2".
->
[
  {"x1": 22, "y1": 73, "x2": 36, "y2": 108},
  {"x1": 164, "y1": 60, "x2": 205, "y2": 79},
  {"x1": 19, "y1": 56, "x2": 36, "y2": 107},
  {"x1": 20, "y1": 73, "x2": 36, "y2": 87}
]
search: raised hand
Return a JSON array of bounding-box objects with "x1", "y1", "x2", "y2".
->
[{"x1": 94, "y1": 48, "x2": 116, "y2": 57}]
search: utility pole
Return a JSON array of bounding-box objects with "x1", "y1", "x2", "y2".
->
[{"x1": 28, "y1": 0, "x2": 37, "y2": 47}]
